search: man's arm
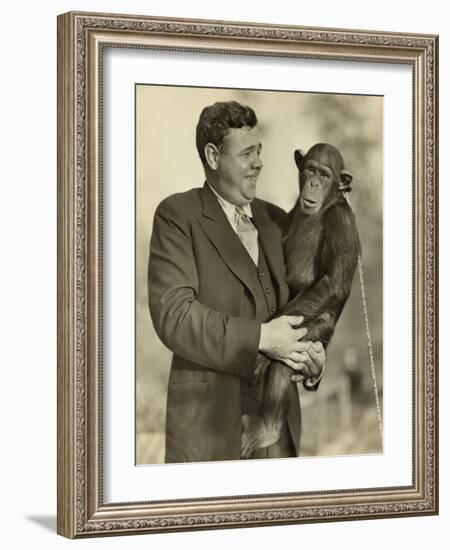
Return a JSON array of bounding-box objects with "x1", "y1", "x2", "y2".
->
[
  {"x1": 149, "y1": 196, "x2": 314, "y2": 382},
  {"x1": 148, "y1": 196, "x2": 261, "y2": 381}
]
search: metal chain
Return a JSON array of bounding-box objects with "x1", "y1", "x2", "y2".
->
[
  {"x1": 357, "y1": 255, "x2": 384, "y2": 450},
  {"x1": 343, "y1": 191, "x2": 383, "y2": 449}
]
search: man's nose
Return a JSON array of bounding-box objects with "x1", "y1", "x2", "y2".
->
[{"x1": 253, "y1": 155, "x2": 263, "y2": 169}]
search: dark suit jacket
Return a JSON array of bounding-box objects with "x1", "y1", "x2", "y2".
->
[{"x1": 148, "y1": 183, "x2": 301, "y2": 462}]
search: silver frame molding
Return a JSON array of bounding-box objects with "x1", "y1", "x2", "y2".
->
[{"x1": 57, "y1": 11, "x2": 439, "y2": 538}]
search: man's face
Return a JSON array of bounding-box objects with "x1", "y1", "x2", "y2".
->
[{"x1": 215, "y1": 126, "x2": 263, "y2": 206}]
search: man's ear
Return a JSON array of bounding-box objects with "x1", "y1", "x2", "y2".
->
[
  {"x1": 204, "y1": 143, "x2": 220, "y2": 170},
  {"x1": 294, "y1": 149, "x2": 305, "y2": 171}
]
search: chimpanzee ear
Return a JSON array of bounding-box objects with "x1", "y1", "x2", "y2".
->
[
  {"x1": 294, "y1": 149, "x2": 305, "y2": 170},
  {"x1": 339, "y1": 169, "x2": 353, "y2": 192}
]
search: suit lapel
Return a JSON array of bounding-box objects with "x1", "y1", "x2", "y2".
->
[{"x1": 198, "y1": 184, "x2": 261, "y2": 300}]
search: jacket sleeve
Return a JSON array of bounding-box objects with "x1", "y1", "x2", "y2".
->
[{"x1": 147, "y1": 196, "x2": 260, "y2": 381}]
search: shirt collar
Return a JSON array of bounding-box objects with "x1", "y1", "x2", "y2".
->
[{"x1": 207, "y1": 181, "x2": 253, "y2": 219}]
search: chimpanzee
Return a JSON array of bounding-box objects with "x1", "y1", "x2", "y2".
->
[{"x1": 241, "y1": 143, "x2": 361, "y2": 458}]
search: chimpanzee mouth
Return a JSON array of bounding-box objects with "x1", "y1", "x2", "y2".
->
[{"x1": 302, "y1": 198, "x2": 318, "y2": 208}]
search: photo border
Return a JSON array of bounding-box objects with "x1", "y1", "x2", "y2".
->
[{"x1": 57, "y1": 11, "x2": 438, "y2": 538}]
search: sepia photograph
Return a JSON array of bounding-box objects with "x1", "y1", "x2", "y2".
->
[
  {"x1": 57, "y1": 11, "x2": 438, "y2": 537},
  {"x1": 136, "y1": 84, "x2": 383, "y2": 465}
]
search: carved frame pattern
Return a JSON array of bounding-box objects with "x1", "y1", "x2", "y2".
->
[{"x1": 57, "y1": 11, "x2": 438, "y2": 538}]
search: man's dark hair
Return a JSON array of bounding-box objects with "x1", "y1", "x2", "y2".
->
[{"x1": 196, "y1": 101, "x2": 258, "y2": 165}]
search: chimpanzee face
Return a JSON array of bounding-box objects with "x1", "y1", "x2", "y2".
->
[
  {"x1": 295, "y1": 144, "x2": 352, "y2": 216},
  {"x1": 299, "y1": 153, "x2": 335, "y2": 215}
]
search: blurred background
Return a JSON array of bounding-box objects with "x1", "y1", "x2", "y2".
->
[{"x1": 136, "y1": 85, "x2": 383, "y2": 464}]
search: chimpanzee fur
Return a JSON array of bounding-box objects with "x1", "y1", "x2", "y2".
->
[{"x1": 241, "y1": 144, "x2": 361, "y2": 458}]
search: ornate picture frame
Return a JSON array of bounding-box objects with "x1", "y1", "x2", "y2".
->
[{"x1": 57, "y1": 11, "x2": 438, "y2": 538}]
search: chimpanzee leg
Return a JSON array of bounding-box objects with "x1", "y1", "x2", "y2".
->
[
  {"x1": 262, "y1": 362, "x2": 292, "y2": 435},
  {"x1": 241, "y1": 362, "x2": 291, "y2": 458}
]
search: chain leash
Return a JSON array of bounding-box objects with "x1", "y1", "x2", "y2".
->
[
  {"x1": 343, "y1": 191, "x2": 383, "y2": 450},
  {"x1": 357, "y1": 255, "x2": 384, "y2": 450}
]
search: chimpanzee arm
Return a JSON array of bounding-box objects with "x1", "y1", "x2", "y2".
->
[{"x1": 282, "y1": 202, "x2": 360, "y2": 346}]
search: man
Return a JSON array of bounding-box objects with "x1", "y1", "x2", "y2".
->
[{"x1": 148, "y1": 101, "x2": 325, "y2": 463}]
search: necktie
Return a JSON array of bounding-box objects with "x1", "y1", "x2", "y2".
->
[{"x1": 235, "y1": 207, "x2": 259, "y2": 265}]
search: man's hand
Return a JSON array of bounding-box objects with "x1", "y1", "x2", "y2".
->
[
  {"x1": 290, "y1": 341, "x2": 326, "y2": 384},
  {"x1": 259, "y1": 315, "x2": 308, "y2": 367}
]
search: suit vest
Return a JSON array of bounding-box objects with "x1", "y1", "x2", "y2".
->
[
  {"x1": 240, "y1": 241, "x2": 278, "y2": 413},
  {"x1": 240, "y1": 241, "x2": 297, "y2": 457}
]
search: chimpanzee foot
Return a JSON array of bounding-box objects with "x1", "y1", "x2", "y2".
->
[{"x1": 241, "y1": 415, "x2": 281, "y2": 458}]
